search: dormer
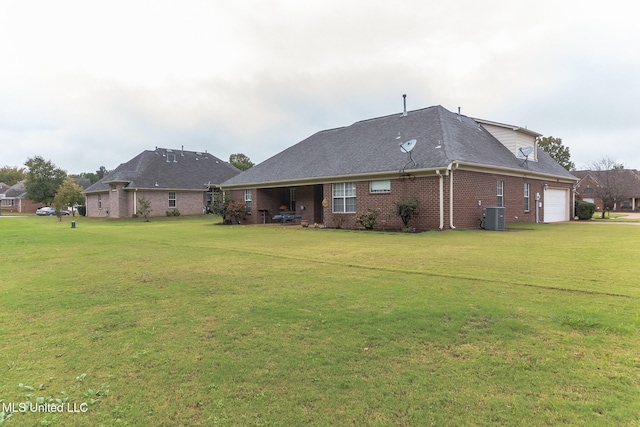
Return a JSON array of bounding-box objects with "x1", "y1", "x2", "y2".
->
[{"x1": 474, "y1": 118, "x2": 541, "y2": 162}]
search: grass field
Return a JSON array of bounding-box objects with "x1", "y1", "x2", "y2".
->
[{"x1": 1, "y1": 215, "x2": 639, "y2": 426}]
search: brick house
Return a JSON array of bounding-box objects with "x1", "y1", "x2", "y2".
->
[
  {"x1": 83, "y1": 148, "x2": 241, "y2": 218},
  {"x1": 573, "y1": 169, "x2": 640, "y2": 212},
  {"x1": 0, "y1": 180, "x2": 44, "y2": 213},
  {"x1": 220, "y1": 105, "x2": 577, "y2": 230}
]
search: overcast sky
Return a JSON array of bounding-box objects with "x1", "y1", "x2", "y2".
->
[{"x1": 2, "y1": 1, "x2": 639, "y2": 175}]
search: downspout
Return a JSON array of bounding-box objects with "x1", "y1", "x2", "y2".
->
[
  {"x1": 436, "y1": 170, "x2": 444, "y2": 230},
  {"x1": 133, "y1": 190, "x2": 137, "y2": 217},
  {"x1": 448, "y1": 162, "x2": 459, "y2": 229}
]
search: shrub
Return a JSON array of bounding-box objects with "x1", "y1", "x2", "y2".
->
[
  {"x1": 77, "y1": 205, "x2": 87, "y2": 216},
  {"x1": 225, "y1": 201, "x2": 247, "y2": 224},
  {"x1": 165, "y1": 209, "x2": 181, "y2": 217},
  {"x1": 330, "y1": 213, "x2": 346, "y2": 229},
  {"x1": 395, "y1": 197, "x2": 421, "y2": 227},
  {"x1": 576, "y1": 201, "x2": 596, "y2": 220},
  {"x1": 355, "y1": 208, "x2": 380, "y2": 230}
]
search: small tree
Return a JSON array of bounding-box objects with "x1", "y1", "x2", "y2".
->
[
  {"x1": 209, "y1": 190, "x2": 230, "y2": 217},
  {"x1": 54, "y1": 178, "x2": 85, "y2": 216},
  {"x1": 395, "y1": 197, "x2": 421, "y2": 228},
  {"x1": 588, "y1": 156, "x2": 633, "y2": 219},
  {"x1": 137, "y1": 197, "x2": 152, "y2": 221}
]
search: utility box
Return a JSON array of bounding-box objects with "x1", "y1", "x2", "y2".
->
[{"x1": 483, "y1": 207, "x2": 505, "y2": 231}]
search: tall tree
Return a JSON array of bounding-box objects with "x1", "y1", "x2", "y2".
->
[
  {"x1": 536, "y1": 136, "x2": 575, "y2": 171},
  {"x1": 24, "y1": 156, "x2": 67, "y2": 206},
  {"x1": 54, "y1": 178, "x2": 85, "y2": 216},
  {"x1": 588, "y1": 156, "x2": 634, "y2": 219},
  {"x1": 229, "y1": 153, "x2": 254, "y2": 171},
  {"x1": 0, "y1": 166, "x2": 26, "y2": 186}
]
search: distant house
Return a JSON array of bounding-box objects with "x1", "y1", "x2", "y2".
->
[
  {"x1": 573, "y1": 169, "x2": 640, "y2": 211},
  {"x1": 221, "y1": 105, "x2": 577, "y2": 229},
  {"x1": 83, "y1": 148, "x2": 241, "y2": 218},
  {"x1": 0, "y1": 180, "x2": 43, "y2": 213}
]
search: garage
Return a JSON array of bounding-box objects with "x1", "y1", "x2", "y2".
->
[{"x1": 544, "y1": 188, "x2": 570, "y2": 222}]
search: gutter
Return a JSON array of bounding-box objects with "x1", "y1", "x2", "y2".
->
[
  {"x1": 448, "y1": 162, "x2": 459, "y2": 229},
  {"x1": 435, "y1": 170, "x2": 444, "y2": 230}
]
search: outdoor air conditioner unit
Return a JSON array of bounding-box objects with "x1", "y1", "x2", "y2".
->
[{"x1": 483, "y1": 207, "x2": 506, "y2": 231}]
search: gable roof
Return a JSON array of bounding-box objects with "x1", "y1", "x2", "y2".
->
[
  {"x1": 3, "y1": 180, "x2": 27, "y2": 198},
  {"x1": 574, "y1": 169, "x2": 640, "y2": 197},
  {"x1": 221, "y1": 105, "x2": 576, "y2": 188},
  {"x1": 84, "y1": 148, "x2": 241, "y2": 193}
]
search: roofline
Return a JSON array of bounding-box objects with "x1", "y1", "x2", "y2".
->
[
  {"x1": 83, "y1": 187, "x2": 210, "y2": 194},
  {"x1": 473, "y1": 118, "x2": 543, "y2": 138},
  {"x1": 221, "y1": 162, "x2": 577, "y2": 190}
]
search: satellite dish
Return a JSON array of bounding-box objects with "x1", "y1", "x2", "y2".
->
[
  {"x1": 400, "y1": 139, "x2": 417, "y2": 153},
  {"x1": 519, "y1": 146, "x2": 534, "y2": 157},
  {"x1": 519, "y1": 146, "x2": 534, "y2": 166}
]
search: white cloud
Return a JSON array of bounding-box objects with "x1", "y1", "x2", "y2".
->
[{"x1": 1, "y1": 0, "x2": 639, "y2": 173}]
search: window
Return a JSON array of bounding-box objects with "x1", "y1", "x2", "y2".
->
[
  {"x1": 332, "y1": 182, "x2": 356, "y2": 213},
  {"x1": 168, "y1": 192, "x2": 176, "y2": 208},
  {"x1": 584, "y1": 187, "x2": 594, "y2": 195},
  {"x1": 289, "y1": 188, "x2": 296, "y2": 211},
  {"x1": 98, "y1": 194, "x2": 102, "y2": 209},
  {"x1": 524, "y1": 183, "x2": 530, "y2": 212},
  {"x1": 370, "y1": 180, "x2": 391, "y2": 193},
  {"x1": 496, "y1": 180, "x2": 504, "y2": 207},
  {"x1": 244, "y1": 189, "x2": 252, "y2": 210}
]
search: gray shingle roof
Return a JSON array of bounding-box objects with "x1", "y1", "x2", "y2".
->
[
  {"x1": 84, "y1": 148, "x2": 241, "y2": 193},
  {"x1": 4, "y1": 180, "x2": 27, "y2": 198},
  {"x1": 221, "y1": 105, "x2": 576, "y2": 188}
]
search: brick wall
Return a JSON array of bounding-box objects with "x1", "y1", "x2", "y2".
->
[
  {"x1": 86, "y1": 190, "x2": 207, "y2": 218},
  {"x1": 231, "y1": 171, "x2": 574, "y2": 229}
]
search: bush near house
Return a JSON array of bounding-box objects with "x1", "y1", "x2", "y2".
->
[
  {"x1": 355, "y1": 208, "x2": 380, "y2": 230},
  {"x1": 395, "y1": 197, "x2": 421, "y2": 227},
  {"x1": 225, "y1": 201, "x2": 247, "y2": 224},
  {"x1": 576, "y1": 201, "x2": 597, "y2": 220}
]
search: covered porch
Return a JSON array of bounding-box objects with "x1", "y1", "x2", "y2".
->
[{"x1": 249, "y1": 184, "x2": 324, "y2": 225}]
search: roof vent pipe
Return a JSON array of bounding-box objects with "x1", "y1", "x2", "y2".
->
[
  {"x1": 457, "y1": 107, "x2": 461, "y2": 122},
  {"x1": 181, "y1": 145, "x2": 184, "y2": 156},
  {"x1": 402, "y1": 94, "x2": 407, "y2": 117}
]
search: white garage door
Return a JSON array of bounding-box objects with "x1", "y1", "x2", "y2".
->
[{"x1": 544, "y1": 188, "x2": 569, "y2": 222}]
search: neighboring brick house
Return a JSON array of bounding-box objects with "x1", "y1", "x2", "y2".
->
[
  {"x1": 573, "y1": 169, "x2": 640, "y2": 211},
  {"x1": 83, "y1": 148, "x2": 241, "y2": 218},
  {"x1": 0, "y1": 180, "x2": 43, "y2": 213},
  {"x1": 220, "y1": 105, "x2": 577, "y2": 230}
]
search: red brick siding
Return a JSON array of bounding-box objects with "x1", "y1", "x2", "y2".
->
[{"x1": 235, "y1": 171, "x2": 573, "y2": 229}]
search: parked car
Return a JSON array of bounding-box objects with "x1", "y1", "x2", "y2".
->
[
  {"x1": 36, "y1": 207, "x2": 56, "y2": 216},
  {"x1": 36, "y1": 207, "x2": 70, "y2": 216}
]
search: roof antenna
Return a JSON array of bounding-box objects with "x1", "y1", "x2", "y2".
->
[{"x1": 402, "y1": 94, "x2": 407, "y2": 117}]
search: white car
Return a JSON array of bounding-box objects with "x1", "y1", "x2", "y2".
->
[
  {"x1": 36, "y1": 207, "x2": 56, "y2": 216},
  {"x1": 36, "y1": 207, "x2": 70, "y2": 216}
]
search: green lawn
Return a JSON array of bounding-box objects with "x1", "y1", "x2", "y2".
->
[{"x1": 1, "y1": 216, "x2": 639, "y2": 426}]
